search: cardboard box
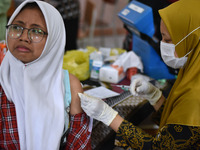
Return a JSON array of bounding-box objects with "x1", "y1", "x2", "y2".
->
[{"x1": 99, "y1": 65, "x2": 125, "y2": 84}]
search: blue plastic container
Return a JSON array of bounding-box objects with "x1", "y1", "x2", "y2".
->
[
  {"x1": 132, "y1": 34, "x2": 176, "y2": 80},
  {"x1": 118, "y1": 0, "x2": 155, "y2": 38}
]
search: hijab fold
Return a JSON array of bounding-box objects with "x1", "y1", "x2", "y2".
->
[{"x1": 0, "y1": 0, "x2": 66, "y2": 149}]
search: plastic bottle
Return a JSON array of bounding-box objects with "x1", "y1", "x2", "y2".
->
[{"x1": 90, "y1": 51, "x2": 103, "y2": 80}]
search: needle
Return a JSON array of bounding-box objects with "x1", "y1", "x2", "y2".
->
[{"x1": 112, "y1": 85, "x2": 130, "y2": 91}]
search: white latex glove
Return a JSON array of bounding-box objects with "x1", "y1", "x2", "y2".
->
[
  {"x1": 130, "y1": 78, "x2": 162, "y2": 105},
  {"x1": 78, "y1": 93, "x2": 118, "y2": 126}
]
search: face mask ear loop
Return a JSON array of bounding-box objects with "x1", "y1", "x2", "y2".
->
[
  {"x1": 175, "y1": 26, "x2": 200, "y2": 47},
  {"x1": 184, "y1": 48, "x2": 193, "y2": 57}
]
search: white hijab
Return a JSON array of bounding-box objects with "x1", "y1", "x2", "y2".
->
[{"x1": 0, "y1": 0, "x2": 66, "y2": 149}]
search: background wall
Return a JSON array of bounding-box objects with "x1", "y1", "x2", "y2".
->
[{"x1": 79, "y1": 0, "x2": 129, "y2": 32}]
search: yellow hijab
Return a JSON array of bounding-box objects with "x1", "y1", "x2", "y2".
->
[{"x1": 159, "y1": 0, "x2": 200, "y2": 128}]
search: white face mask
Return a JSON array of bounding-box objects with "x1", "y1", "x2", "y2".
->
[
  {"x1": 160, "y1": 41, "x2": 191, "y2": 69},
  {"x1": 160, "y1": 26, "x2": 200, "y2": 69}
]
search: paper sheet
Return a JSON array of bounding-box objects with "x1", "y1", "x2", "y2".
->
[{"x1": 84, "y1": 86, "x2": 120, "y2": 99}]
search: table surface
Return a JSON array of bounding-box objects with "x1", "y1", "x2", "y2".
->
[{"x1": 82, "y1": 77, "x2": 175, "y2": 150}]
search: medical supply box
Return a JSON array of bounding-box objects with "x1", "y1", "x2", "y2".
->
[
  {"x1": 99, "y1": 65, "x2": 125, "y2": 84},
  {"x1": 118, "y1": 0, "x2": 155, "y2": 38}
]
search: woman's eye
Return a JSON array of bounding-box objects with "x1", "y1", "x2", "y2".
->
[
  {"x1": 13, "y1": 25, "x2": 21, "y2": 30},
  {"x1": 32, "y1": 29, "x2": 43, "y2": 35},
  {"x1": 163, "y1": 39, "x2": 172, "y2": 43}
]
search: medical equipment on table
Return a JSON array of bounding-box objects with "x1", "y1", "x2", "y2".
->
[{"x1": 112, "y1": 85, "x2": 130, "y2": 91}]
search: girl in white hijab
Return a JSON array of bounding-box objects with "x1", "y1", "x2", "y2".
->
[{"x1": 0, "y1": 0, "x2": 91, "y2": 150}]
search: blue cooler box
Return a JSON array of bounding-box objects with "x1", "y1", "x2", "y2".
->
[
  {"x1": 118, "y1": 0, "x2": 155, "y2": 38},
  {"x1": 132, "y1": 34, "x2": 176, "y2": 80}
]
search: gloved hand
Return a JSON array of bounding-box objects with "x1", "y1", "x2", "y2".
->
[
  {"x1": 130, "y1": 78, "x2": 162, "y2": 105},
  {"x1": 78, "y1": 93, "x2": 118, "y2": 126}
]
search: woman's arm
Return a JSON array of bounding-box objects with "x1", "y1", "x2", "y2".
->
[
  {"x1": 109, "y1": 95, "x2": 166, "y2": 132},
  {"x1": 69, "y1": 73, "x2": 83, "y2": 115},
  {"x1": 109, "y1": 114, "x2": 124, "y2": 132},
  {"x1": 67, "y1": 74, "x2": 92, "y2": 150}
]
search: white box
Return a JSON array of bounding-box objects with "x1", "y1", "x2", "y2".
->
[{"x1": 99, "y1": 65, "x2": 125, "y2": 84}]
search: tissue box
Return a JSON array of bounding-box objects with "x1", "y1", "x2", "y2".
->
[
  {"x1": 118, "y1": 0, "x2": 155, "y2": 38},
  {"x1": 99, "y1": 65, "x2": 125, "y2": 84}
]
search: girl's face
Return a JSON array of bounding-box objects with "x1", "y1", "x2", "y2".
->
[{"x1": 7, "y1": 6, "x2": 47, "y2": 63}]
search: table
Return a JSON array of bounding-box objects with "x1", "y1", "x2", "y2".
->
[{"x1": 82, "y1": 77, "x2": 175, "y2": 149}]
